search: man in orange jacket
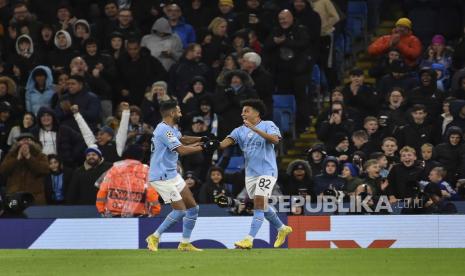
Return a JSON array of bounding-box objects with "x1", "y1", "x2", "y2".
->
[
  {"x1": 96, "y1": 145, "x2": 161, "y2": 217},
  {"x1": 368, "y1": 17, "x2": 422, "y2": 68}
]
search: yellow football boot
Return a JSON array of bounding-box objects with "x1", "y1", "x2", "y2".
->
[{"x1": 274, "y1": 226, "x2": 293, "y2": 248}]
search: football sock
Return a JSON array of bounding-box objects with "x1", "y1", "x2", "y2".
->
[
  {"x1": 265, "y1": 205, "x2": 285, "y2": 230},
  {"x1": 182, "y1": 206, "x2": 199, "y2": 243},
  {"x1": 154, "y1": 209, "x2": 186, "y2": 237},
  {"x1": 247, "y1": 209, "x2": 265, "y2": 240}
]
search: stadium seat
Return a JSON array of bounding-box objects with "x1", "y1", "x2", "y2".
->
[
  {"x1": 273, "y1": 95, "x2": 296, "y2": 139},
  {"x1": 347, "y1": 1, "x2": 368, "y2": 46},
  {"x1": 224, "y1": 156, "x2": 245, "y2": 174}
]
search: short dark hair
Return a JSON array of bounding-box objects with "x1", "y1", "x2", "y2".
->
[
  {"x1": 159, "y1": 99, "x2": 178, "y2": 114},
  {"x1": 411, "y1": 104, "x2": 426, "y2": 113},
  {"x1": 126, "y1": 37, "x2": 140, "y2": 46},
  {"x1": 241, "y1": 99, "x2": 266, "y2": 116}
]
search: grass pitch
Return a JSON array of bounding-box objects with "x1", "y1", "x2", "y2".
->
[{"x1": 1, "y1": 249, "x2": 465, "y2": 275}]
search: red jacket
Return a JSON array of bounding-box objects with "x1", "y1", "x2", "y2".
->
[{"x1": 368, "y1": 30, "x2": 422, "y2": 67}]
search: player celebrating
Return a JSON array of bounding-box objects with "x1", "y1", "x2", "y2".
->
[
  {"x1": 219, "y1": 99, "x2": 292, "y2": 249},
  {"x1": 145, "y1": 100, "x2": 218, "y2": 252}
]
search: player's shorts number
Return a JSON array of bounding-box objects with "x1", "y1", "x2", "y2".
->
[{"x1": 258, "y1": 178, "x2": 271, "y2": 189}]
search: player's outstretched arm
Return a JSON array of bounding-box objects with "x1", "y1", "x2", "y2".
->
[
  {"x1": 219, "y1": 137, "x2": 235, "y2": 150},
  {"x1": 180, "y1": 135, "x2": 203, "y2": 145},
  {"x1": 175, "y1": 144, "x2": 203, "y2": 156}
]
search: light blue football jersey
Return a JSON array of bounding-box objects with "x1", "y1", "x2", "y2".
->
[
  {"x1": 228, "y1": 121, "x2": 281, "y2": 177},
  {"x1": 149, "y1": 122, "x2": 182, "y2": 181}
]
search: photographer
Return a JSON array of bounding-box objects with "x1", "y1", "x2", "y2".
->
[
  {"x1": 279, "y1": 160, "x2": 313, "y2": 197},
  {"x1": 198, "y1": 166, "x2": 233, "y2": 204},
  {"x1": 0, "y1": 133, "x2": 49, "y2": 205}
]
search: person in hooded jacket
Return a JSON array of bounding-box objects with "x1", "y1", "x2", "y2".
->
[
  {"x1": 31, "y1": 106, "x2": 86, "y2": 168},
  {"x1": 214, "y1": 69, "x2": 258, "y2": 134},
  {"x1": 181, "y1": 75, "x2": 211, "y2": 120},
  {"x1": 47, "y1": 30, "x2": 78, "y2": 74},
  {"x1": 279, "y1": 159, "x2": 313, "y2": 197},
  {"x1": 446, "y1": 99, "x2": 465, "y2": 132},
  {"x1": 25, "y1": 65, "x2": 55, "y2": 115},
  {"x1": 406, "y1": 68, "x2": 444, "y2": 120},
  {"x1": 44, "y1": 154, "x2": 73, "y2": 204},
  {"x1": 141, "y1": 17, "x2": 183, "y2": 71},
  {"x1": 9, "y1": 34, "x2": 43, "y2": 85},
  {"x1": 0, "y1": 75, "x2": 22, "y2": 121},
  {"x1": 313, "y1": 156, "x2": 345, "y2": 196},
  {"x1": 434, "y1": 126, "x2": 465, "y2": 185},
  {"x1": 306, "y1": 143, "x2": 327, "y2": 176}
]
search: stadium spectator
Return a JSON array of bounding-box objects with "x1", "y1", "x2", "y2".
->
[
  {"x1": 342, "y1": 162, "x2": 363, "y2": 195},
  {"x1": 396, "y1": 104, "x2": 434, "y2": 152},
  {"x1": 376, "y1": 60, "x2": 418, "y2": 99},
  {"x1": 47, "y1": 30, "x2": 77, "y2": 74},
  {"x1": 433, "y1": 126, "x2": 465, "y2": 185},
  {"x1": 117, "y1": 38, "x2": 167, "y2": 105},
  {"x1": 425, "y1": 167, "x2": 459, "y2": 200},
  {"x1": 217, "y1": 0, "x2": 239, "y2": 36},
  {"x1": 316, "y1": 101, "x2": 355, "y2": 148},
  {"x1": 0, "y1": 132, "x2": 49, "y2": 205},
  {"x1": 169, "y1": 43, "x2": 210, "y2": 99},
  {"x1": 265, "y1": 9, "x2": 312, "y2": 133},
  {"x1": 378, "y1": 88, "x2": 409, "y2": 138},
  {"x1": 198, "y1": 166, "x2": 233, "y2": 204},
  {"x1": 214, "y1": 69, "x2": 258, "y2": 134},
  {"x1": 202, "y1": 17, "x2": 233, "y2": 70},
  {"x1": 55, "y1": 74, "x2": 101, "y2": 132},
  {"x1": 7, "y1": 112, "x2": 35, "y2": 146},
  {"x1": 44, "y1": 154, "x2": 72, "y2": 205},
  {"x1": 313, "y1": 156, "x2": 345, "y2": 196},
  {"x1": 0, "y1": 75, "x2": 22, "y2": 119},
  {"x1": 32, "y1": 106, "x2": 86, "y2": 167},
  {"x1": 66, "y1": 146, "x2": 112, "y2": 205},
  {"x1": 140, "y1": 81, "x2": 176, "y2": 127},
  {"x1": 387, "y1": 146, "x2": 423, "y2": 200},
  {"x1": 72, "y1": 103, "x2": 128, "y2": 163},
  {"x1": 279, "y1": 159, "x2": 313, "y2": 197},
  {"x1": 406, "y1": 68, "x2": 444, "y2": 120},
  {"x1": 166, "y1": 3, "x2": 196, "y2": 49},
  {"x1": 343, "y1": 68, "x2": 379, "y2": 118},
  {"x1": 368, "y1": 17, "x2": 422, "y2": 67},
  {"x1": 241, "y1": 52, "x2": 274, "y2": 120},
  {"x1": 352, "y1": 130, "x2": 378, "y2": 157},
  {"x1": 419, "y1": 143, "x2": 441, "y2": 183},
  {"x1": 306, "y1": 144, "x2": 327, "y2": 176},
  {"x1": 111, "y1": 8, "x2": 141, "y2": 40},
  {"x1": 0, "y1": 101, "x2": 14, "y2": 155},
  {"x1": 290, "y1": 0, "x2": 321, "y2": 62},
  {"x1": 141, "y1": 17, "x2": 183, "y2": 71},
  {"x1": 447, "y1": 100, "x2": 465, "y2": 131},
  {"x1": 25, "y1": 66, "x2": 55, "y2": 115},
  {"x1": 381, "y1": 137, "x2": 399, "y2": 168}
]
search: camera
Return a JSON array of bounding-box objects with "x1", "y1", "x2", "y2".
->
[
  {"x1": 0, "y1": 192, "x2": 35, "y2": 217},
  {"x1": 215, "y1": 195, "x2": 254, "y2": 215}
]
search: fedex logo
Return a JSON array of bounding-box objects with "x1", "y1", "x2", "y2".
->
[{"x1": 288, "y1": 216, "x2": 396, "y2": 248}]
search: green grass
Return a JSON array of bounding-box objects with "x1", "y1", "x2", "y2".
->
[{"x1": 1, "y1": 249, "x2": 465, "y2": 275}]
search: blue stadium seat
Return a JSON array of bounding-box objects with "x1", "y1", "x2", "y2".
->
[
  {"x1": 225, "y1": 156, "x2": 245, "y2": 174},
  {"x1": 347, "y1": 1, "x2": 368, "y2": 44},
  {"x1": 273, "y1": 95, "x2": 296, "y2": 139}
]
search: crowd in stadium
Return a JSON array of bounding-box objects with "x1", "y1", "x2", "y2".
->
[{"x1": 0, "y1": 0, "x2": 465, "y2": 217}]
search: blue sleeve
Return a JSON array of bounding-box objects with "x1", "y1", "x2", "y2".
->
[
  {"x1": 159, "y1": 126, "x2": 182, "y2": 151},
  {"x1": 227, "y1": 127, "x2": 240, "y2": 145},
  {"x1": 266, "y1": 121, "x2": 281, "y2": 137}
]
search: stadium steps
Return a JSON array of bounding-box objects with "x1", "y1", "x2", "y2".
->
[{"x1": 278, "y1": 14, "x2": 402, "y2": 170}]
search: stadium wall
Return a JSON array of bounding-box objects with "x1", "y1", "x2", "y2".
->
[{"x1": 1, "y1": 215, "x2": 464, "y2": 249}]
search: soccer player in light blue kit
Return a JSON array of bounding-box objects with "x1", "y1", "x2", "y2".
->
[
  {"x1": 145, "y1": 100, "x2": 218, "y2": 252},
  {"x1": 219, "y1": 99, "x2": 292, "y2": 249}
]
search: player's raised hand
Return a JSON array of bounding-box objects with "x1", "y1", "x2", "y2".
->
[{"x1": 243, "y1": 119, "x2": 256, "y2": 130}]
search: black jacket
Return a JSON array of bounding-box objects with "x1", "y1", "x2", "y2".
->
[
  {"x1": 265, "y1": 23, "x2": 312, "y2": 75},
  {"x1": 66, "y1": 161, "x2": 112, "y2": 205},
  {"x1": 387, "y1": 162, "x2": 423, "y2": 198},
  {"x1": 117, "y1": 47, "x2": 167, "y2": 105},
  {"x1": 44, "y1": 167, "x2": 73, "y2": 204},
  {"x1": 434, "y1": 126, "x2": 465, "y2": 184},
  {"x1": 169, "y1": 56, "x2": 211, "y2": 100}
]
